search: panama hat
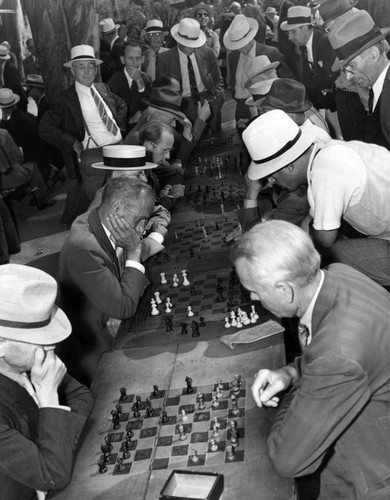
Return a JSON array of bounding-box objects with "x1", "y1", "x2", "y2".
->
[
  {"x1": 245, "y1": 55, "x2": 280, "y2": 89},
  {"x1": 329, "y1": 10, "x2": 390, "y2": 71},
  {"x1": 223, "y1": 14, "x2": 259, "y2": 50},
  {"x1": 63, "y1": 44, "x2": 103, "y2": 68},
  {"x1": 192, "y1": 2, "x2": 213, "y2": 19},
  {"x1": 243, "y1": 109, "x2": 316, "y2": 180},
  {"x1": 92, "y1": 145, "x2": 157, "y2": 171},
  {"x1": 245, "y1": 78, "x2": 277, "y2": 106},
  {"x1": 145, "y1": 87, "x2": 187, "y2": 119},
  {"x1": 281, "y1": 6, "x2": 313, "y2": 31},
  {"x1": 0, "y1": 43, "x2": 10, "y2": 60},
  {"x1": 145, "y1": 19, "x2": 167, "y2": 34},
  {"x1": 171, "y1": 18, "x2": 206, "y2": 48},
  {"x1": 0, "y1": 264, "x2": 71, "y2": 344},
  {"x1": 260, "y1": 78, "x2": 312, "y2": 113},
  {"x1": 99, "y1": 18, "x2": 120, "y2": 35},
  {"x1": 26, "y1": 74, "x2": 45, "y2": 88},
  {"x1": 0, "y1": 88, "x2": 20, "y2": 107},
  {"x1": 319, "y1": 0, "x2": 358, "y2": 27},
  {"x1": 265, "y1": 7, "x2": 278, "y2": 16}
]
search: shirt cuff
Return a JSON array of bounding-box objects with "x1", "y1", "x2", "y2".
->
[
  {"x1": 138, "y1": 83, "x2": 145, "y2": 92},
  {"x1": 125, "y1": 260, "x2": 145, "y2": 274},
  {"x1": 42, "y1": 405, "x2": 71, "y2": 411},
  {"x1": 243, "y1": 199, "x2": 258, "y2": 209},
  {"x1": 148, "y1": 232, "x2": 164, "y2": 244}
]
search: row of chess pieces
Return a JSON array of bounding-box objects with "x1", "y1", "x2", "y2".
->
[{"x1": 224, "y1": 306, "x2": 259, "y2": 328}]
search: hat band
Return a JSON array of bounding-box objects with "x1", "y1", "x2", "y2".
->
[
  {"x1": 71, "y1": 55, "x2": 96, "y2": 62},
  {"x1": 150, "y1": 98, "x2": 181, "y2": 112},
  {"x1": 0, "y1": 98, "x2": 17, "y2": 106},
  {"x1": 147, "y1": 26, "x2": 163, "y2": 32},
  {"x1": 230, "y1": 25, "x2": 252, "y2": 43},
  {"x1": 286, "y1": 15, "x2": 312, "y2": 25},
  {"x1": 334, "y1": 26, "x2": 382, "y2": 61},
  {"x1": 253, "y1": 129, "x2": 302, "y2": 164},
  {"x1": 178, "y1": 30, "x2": 200, "y2": 40},
  {"x1": 103, "y1": 156, "x2": 146, "y2": 168},
  {"x1": 0, "y1": 316, "x2": 51, "y2": 329}
]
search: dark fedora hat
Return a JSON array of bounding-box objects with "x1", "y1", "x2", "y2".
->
[
  {"x1": 329, "y1": 9, "x2": 390, "y2": 71},
  {"x1": 319, "y1": 0, "x2": 358, "y2": 26},
  {"x1": 146, "y1": 87, "x2": 186, "y2": 119},
  {"x1": 26, "y1": 74, "x2": 45, "y2": 88},
  {"x1": 260, "y1": 78, "x2": 312, "y2": 113}
]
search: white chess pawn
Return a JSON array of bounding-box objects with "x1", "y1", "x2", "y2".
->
[
  {"x1": 187, "y1": 306, "x2": 194, "y2": 317},
  {"x1": 224, "y1": 317, "x2": 231, "y2": 328},
  {"x1": 250, "y1": 311, "x2": 257, "y2": 323},
  {"x1": 237, "y1": 307, "x2": 243, "y2": 319},
  {"x1": 230, "y1": 311, "x2": 237, "y2": 327},
  {"x1": 242, "y1": 311, "x2": 251, "y2": 325},
  {"x1": 236, "y1": 316, "x2": 243, "y2": 328},
  {"x1": 160, "y1": 272, "x2": 167, "y2": 284},
  {"x1": 172, "y1": 273, "x2": 179, "y2": 287},
  {"x1": 150, "y1": 298, "x2": 159, "y2": 316},
  {"x1": 154, "y1": 291, "x2": 162, "y2": 305},
  {"x1": 182, "y1": 270, "x2": 190, "y2": 286},
  {"x1": 181, "y1": 409, "x2": 188, "y2": 422},
  {"x1": 165, "y1": 300, "x2": 172, "y2": 313}
]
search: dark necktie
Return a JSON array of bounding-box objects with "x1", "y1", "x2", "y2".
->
[
  {"x1": 301, "y1": 45, "x2": 311, "y2": 68},
  {"x1": 368, "y1": 87, "x2": 374, "y2": 116},
  {"x1": 298, "y1": 323, "x2": 310, "y2": 352},
  {"x1": 91, "y1": 86, "x2": 119, "y2": 136},
  {"x1": 187, "y1": 55, "x2": 200, "y2": 103}
]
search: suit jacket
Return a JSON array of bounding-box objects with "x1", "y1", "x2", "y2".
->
[
  {"x1": 39, "y1": 83, "x2": 127, "y2": 179},
  {"x1": 59, "y1": 208, "x2": 149, "y2": 386},
  {"x1": 0, "y1": 128, "x2": 23, "y2": 175},
  {"x1": 111, "y1": 37, "x2": 125, "y2": 71},
  {"x1": 156, "y1": 45, "x2": 224, "y2": 99},
  {"x1": 0, "y1": 372, "x2": 93, "y2": 499},
  {"x1": 3, "y1": 62, "x2": 28, "y2": 112},
  {"x1": 107, "y1": 68, "x2": 151, "y2": 128},
  {"x1": 365, "y1": 66, "x2": 390, "y2": 150},
  {"x1": 143, "y1": 47, "x2": 169, "y2": 82},
  {"x1": 23, "y1": 54, "x2": 39, "y2": 76},
  {"x1": 268, "y1": 263, "x2": 390, "y2": 499}
]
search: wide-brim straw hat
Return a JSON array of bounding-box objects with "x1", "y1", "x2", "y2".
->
[
  {"x1": 0, "y1": 43, "x2": 10, "y2": 60},
  {"x1": 171, "y1": 18, "x2": 206, "y2": 48},
  {"x1": 281, "y1": 6, "x2": 313, "y2": 31},
  {"x1": 144, "y1": 87, "x2": 187, "y2": 120},
  {"x1": 260, "y1": 78, "x2": 312, "y2": 113},
  {"x1": 92, "y1": 145, "x2": 157, "y2": 170},
  {"x1": 243, "y1": 109, "x2": 316, "y2": 180},
  {"x1": 0, "y1": 88, "x2": 20, "y2": 107},
  {"x1": 329, "y1": 9, "x2": 390, "y2": 71},
  {"x1": 245, "y1": 78, "x2": 277, "y2": 105},
  {"x1": 223, "y1": 14, "x2": 259, "y2": 50},
  {"x1": 0, "y1": 264, "x2": 71, "y2": 344},
  {"x1": 63, "y1": 44, "x2": 103, "y2": 68},
  {"x1": 245, "y1": 55, "x2": 280, "y2": 89},
  {"x1": 99, "y1": 18, "x2": 120, "y2": 35},
  {"x1": 319, "y1": 0, "x2": 358, "y2": 26}
]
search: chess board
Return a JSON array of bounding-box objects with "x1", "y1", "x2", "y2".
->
[{"x1": 98, "y1": 378, "x2": 246, "y2": 477}]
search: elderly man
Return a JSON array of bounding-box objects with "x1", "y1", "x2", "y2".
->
[
  {"x1": 39, "y1": 45, "x2": 127, "y2": 222},
  {"x1": 0, "y1": 264, "x2": 93, "y2": 499},
  {"x1": 244, "y1": 109, "x2": 390, "y2": 286},
  {"x1": 59, "y1": 176, "x2": 155, "y2": 386},
  {"x1": 231, "y1": 220, "x2": 390, "y2": 499},
  {"x1": 142, "y1": 19, "x2": 168, "y2": 82},
  {"x1": 329, "y1": 9, "x2": 390, "y2": 149},
  {"x1": 156, "y1": 18, "x2": 224, "y2": 134}
]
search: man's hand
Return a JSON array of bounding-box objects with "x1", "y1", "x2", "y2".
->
[
  {"x1": 106, "y1": 213, "x2": 142, "y2": 261},
  {"x1": 150, "y1": 222, "x2": 168, "y2": 239},
  {"x1": 169, "y1": 184, "x2": 185, "y2": 199},
  {"x1": 73, "y1": 140, "x2": 83, "y2": 160},
  {"x1": 197, "y1": 100, "x2": 211, "y2": 122},
  {"x1": 244, "y1": 173, "x2": 268, "y2": 200},
  {"x1": 106, "y1": 318, "x2": 122, "y2": 337},
  {"x1": 31, "y1": 348, "x2": 66, "y2": 407},
  {"x1": 126, "y1": 67, "x2": 143, "y2": 84},
  {"x1": 251, "y1": 367, "x2": 297, "y2": 408}
]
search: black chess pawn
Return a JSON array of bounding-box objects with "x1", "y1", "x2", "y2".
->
[
  {"x1": 132, "y1": 405, "x2": 140, "y2": 418},
  {"x1": 162, "y1": 410, "x2": 169, "y2": 423},
  {"x1": 191, "y1": 320, "x2": 200, "y2": 338},
  {"x1": 115, "y1": 404, "x2": 123, "y2": 418},
  {"x1": 190, "y1": 286, "x2": 196, "y2": 295},
  {"x1": 180, "y1": 322, "x2": 188, "y2": 335},
  {"x1": 145, "y1": 406, "x2": 154, "y2": 418},
  {"x1": 111, "y1": 409, "x2": 120, "y2": 430},
  {"x1": 119, "y1": 387, "x2": 127, "y2": 401},
  {"x1": 122, "y1": 450, "x2": 131, "y2": 460},
  {"x1": 153, "y1": 385, "x2": 160, "y2": 397},
  {"x1": 135, "y1": 395, "x2": 142, "y2": 409},
  {"x1": 185, "y1": 376, "x2": 194, "y2": 394},
  {"x1": 199, "y1": 316, "x2": 206, "y2": 327},
  {"x1": 98, "y1": 459, "x2": 107, "y2": 474}
]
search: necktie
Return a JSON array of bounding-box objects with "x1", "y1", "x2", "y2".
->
[
  {"x1": 368, "y1": 87, "x2": 374, "y2": 116},
  {"x1": 21, "y1": 372, "x2": 40, "y2": 406},
  {"x1": 298, "y1": 323, "x2": 310, "y2": 352},
  {"x1": 115, "y1": 246, "x2": 126, "y2": 276},
  {"x1": 91, "y1": 86, "x2": 119, "y2": 136},
  {"x1": 187, "y1": 55, "x2": 200, "y2": 103}
]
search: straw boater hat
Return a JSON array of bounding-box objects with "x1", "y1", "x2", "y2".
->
[
  {"x1": 319, "y1": 0, "x2": 358, "y2": 26},
  {"x1": 26, "y1": 74, "x2": 45, "y2": 88},
  {"x1": 99, "y1": 18, "x2": 119, "y2": 35},
  {"x1": 0, "y1": 43, "x2": 10, "y2": 60},
  {"x1": 280, "y1": 6, "x2": 313, "y2": 31},
  {"x1": 245, "y1": 78, "x2": 278, "y2": 106},
  {"x1": 171, "y1": 18, "x2": 206, "y2": 48},
  {"x1": 265, "y1": 7, "x2": 278, "y2": 16},
  {"x1": 243, "y1": 109, "x2": 316, "y2": 180},
  {"x1": 0, "y1": 264, "x2": 71, "y2": 344},
  {"x1": 192, "y1": 2, "x2": 213, "y2": 19},
  {"x1": 329, "y1": 9, "x2": 390, "y2": 72},
  {"x1": 0, "y1": 88, "x2": 20, "y2": 108},
  {"x1": 223, "y1": 14, "x2": 259, "y2": 50},
  {"x1": 260, "y1": 78, "x2": 312, "y2": 113},
  {"x1": 63, "y1": 45, "x2": 103, "y2": 68},
  {"x1": 145, "y1": 87, "x2": 187, "y2": 119},
  {"x1": 144, "y1": 19, "x2": 167, "y2": 35},
  {"x1": 245, "y1": 55, "x2": 280, "y2": 89},
  {"x1": 92, "y1": 145, "x2": 157, "y2": 171}
]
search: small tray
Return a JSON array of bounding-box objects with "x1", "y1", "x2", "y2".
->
[{"x1": 160, "y1": 470, "x2": 224, "y2": 500}]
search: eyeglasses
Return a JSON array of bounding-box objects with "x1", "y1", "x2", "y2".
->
[{"x1": 196, "y1": 12, "x2": 209, "y2": 18}]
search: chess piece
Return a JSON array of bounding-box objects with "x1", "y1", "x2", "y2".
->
[
  {"x1": 234, "y1": 374, "x2": 242, "y2": 387},
  {"x1": 151, "y1": 298, "x2": 159, "y2": 316},
  {"x1": 187, "y1": 306, "x2": 194, "y2": 317},
  {"x1": 251, "y1": 304, "x2": 259, "y2": 320},
  {"x1": 119, "y1": 387, "x2": 127, "y2": 401},
  {"x1": 178, "y1": 424, "x2": 187, "y2": 441},
  {"x1": 242, "y1": 311, "x2": 251, "y2": 325},
  {"x1": 162, "y1": 411, "x2": 169, "y2": 423},
  {"x1": 182, "y1": 270, "x2": 190, "y2": 286},
  {"x1": 224, "y1": 317, "x2": 231, "y2": 328},
  {"x1": 160, "y1": 272, "x2": 167, "y2": 284},
  {"x1": 98, "y1": 459, "x2": 107, "y2": 474},
  {"x1": 172, "y1": 273, "x2": 179, "y2": 287},
  {"x1": 116, "y1": 404, "x2": 123, "y2": 418},
  {"x1": 197, "y1": 392, "x2": 206, "y2": 410},
  {"x1": 250, "y1": 311, "x2": 257, "y2": 323},
  {"x1": 216, "y1": 387, "x2": 223, "y2": 399},
  {"x1": 226, "y1": 444, "x2": 235, "y2": 461},
  {"x1": 132, "y1": 406, "x2": 140, "y2": 418},
  {"x1": 212, "y1": 424, "x2": 220, "y2": 438},
  {"x1": 230, "y1": 311, "x2": 237, "y2": 327},
  {"x1": 191, "y1": 449, "x2": 199, "y2": 463},
  {"x1": 199, "y1": 316, "x2": 206, "y2": 327},
  {"x1": 211, "y1": 395, "x2": 219, "y2": 408},
  {"x1": 217, "y1": 378, "x2": 224, "y2": 391},
  {"x1": 236, "y1": 316, "x2": 243, "y2": 328},
  {"x1": 181, "y1": 409, "x2": 188, "y2": 422},
  {"x1": 145, "y1": 406, "x2": 154, "y2": 418},
  {"x1": 191, "y1": 320, "x2": 200, "y2": 337},
  {"x1": 231, "y1": 399, "x2": 240, "y2": 416},
  {"x1": 165, "y1": 318, "x2": 173, "y2": 334},
  {"x1": 153, "y1": 385, "x2": 160, "y2": 397},
  {"x1": 209, "y1": 438, "x2": 218, "y2": 452},
  {"x1": 214, "y1": 416, "x2": 221, "y2": 429},
  {"x1": 154, "y1": 291, "x2": 162, "y2": 304},
  {"x1": 111, "y1": 410, "x2": 120, "y2": 429},
  {"x1": 165, "y1": 301, "x2": 172, "y2": 313},
  {"x1": 186, "y1": 376, "x2": 194, "y2": 394}
]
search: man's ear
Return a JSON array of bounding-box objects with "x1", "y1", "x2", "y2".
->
[
  {"x1": 143, "y1": 140, "x2": 154, "y2": 150},
  {"x1": 120, "y1": 55, "x2": 125, "y2": 65},
  {"x1": 275, "y1": 281, "x2": 294, "y2": 303}
]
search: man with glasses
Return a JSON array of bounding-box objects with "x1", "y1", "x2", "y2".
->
[
  {"x1": 192, "y1": 3, "x2": 220, "y2": 57},
  {"x1": 143, "y1": 19, "x2": 169, "y2": 82}
]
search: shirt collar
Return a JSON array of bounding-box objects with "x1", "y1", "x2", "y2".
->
[
  {"x1": 299, "y1": 270, "x2": 324, "y2": 342},
  {"x1": 123, "y1": 66, "x2": 133, "y2": 86},
  {"x1": 372, "y1": 62, "x2": 390, "y2": 111},
  {"x1": 75, "y1": 80, "x2": 94, "y2": 95},
  {"x1": 305, "y1": 31, "x2": 314, "y2": 62},
  {"x1": 102, "y1": 223, "x2": 116, "y2": 250}
]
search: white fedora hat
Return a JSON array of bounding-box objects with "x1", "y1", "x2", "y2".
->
[
  {"x1": 63, "y1": 44, "x2": 103, "y2": 68},
  {"x1": 0, "y1": 88, "x2": 20, "y2": 108},
  {"x1": 223, "y1": 14, "x2": 259, "y2": 50},
  {"x1": 171, "y1": 18, "x2": 206, "y2": 48},
  {"x1": 92, "y1": 145, "x2": 157, "y2": 170},
  {"x1": 243, "y1": 109, "x2": 316, "y2": 180},
  {"x1": 245, "y1": 55, "x2": 279, "y2": 89},
  {"x1": 0, "y1": 264, "x2": 71, "y2": 344},
  {"x1": 281, "y1": 6, "x2": 313, "y2": 31},
  {"x1": 145, "y1": 19, "x2": 167, "y2": 34},
  {"x1": 0, "y1": 43, "x2": 10, "y2": 60},
  {"x1": 245, "y1": 78, "x2": 278, "y2": 105},
  {"x1": 99, "y1": 17, "x2": 120, "y2": 34}
]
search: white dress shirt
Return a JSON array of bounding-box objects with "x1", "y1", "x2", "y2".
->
[{"x1": 178, "y1": 47, "x2": 205, "y2": 98}]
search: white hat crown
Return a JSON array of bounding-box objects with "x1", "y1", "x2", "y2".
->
[
  {"x1": 99, "y1": 18, "x2": 118, "y2": 34},
  {"x1": 178, "y1": 18, "x2": 201, "y2": 41}
]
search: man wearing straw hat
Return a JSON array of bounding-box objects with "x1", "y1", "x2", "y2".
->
[
  {"x1": 142, "y1": 19, "x2": 169, "y2": 82},
  {"x1": 99, "y1": 17, "x2": 124, "y2": 71},
  {"x1": 0, "y1": 264, "x2": 93, "y2": 499}
]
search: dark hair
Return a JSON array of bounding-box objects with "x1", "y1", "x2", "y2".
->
[
  {"x1": 139, "y1": 121, "x2": 173, "y2": 144},
  {"x1": 123, "y1": 40, "x2": 143, "y2": 53}
]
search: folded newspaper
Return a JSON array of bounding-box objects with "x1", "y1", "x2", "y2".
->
[{"x1": 220, "y1": 320, "x2": 285, "y2": 350}]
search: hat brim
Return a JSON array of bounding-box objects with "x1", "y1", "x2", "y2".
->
[
  {"x1": 0, "y1": 54, "x2": 10, "y2": 60},
  {"x1": 171, "y1": 24, "x2": 206, "y2": 48},
  {"x1": 144, "y1": 29, "x2": 168, "y2": 35},
  {"x1": 91, "y1": 161, "x2": 157, "y2": 170},
  {"x1": 63, "y1": 57, "x2": 103, "y2": 68},
  {"x1": 223, "y1": 17, "x2": 259, "y2": 50},
  {"x1": 331, "y1": 27, "x2": 390, "y2": 71},
  {"x1": 0, "y1": 94, "x2": 20, "y2": 108},
  {"x1": 247, "y1": 127, "x2": 316, "y2": 180},
  {"x1": 245, "y1": 62, "x2": 280, "y2": 89},
  {"x1": 321, "y1": 0, "x2": 358, "y2": 25},
  {"x1": 148, "y1": 101, "x2": 187, "y2": 120},
  {"x1": 0, "y1": 305, "x2": 71, "y2": 344},
  {"x1": 100, "y1": 24, "x2": 120, "y2": 35},
  {"x1": 280, "y1": 21, "x2": 313, "y2": 31},
  {"x1": 261, "y1": 98, "x2": 313, "y2": 113}
]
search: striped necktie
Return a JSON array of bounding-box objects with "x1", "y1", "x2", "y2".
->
[
  {"x1": 298, "y1": 323, "x2": 310, "y2": 352},
  {"x1": 187, "y1": 55, "x2": 200, "y2": 103},
  {"x1": 90, "y1": 86, "x2": 119, "y2": 136}
]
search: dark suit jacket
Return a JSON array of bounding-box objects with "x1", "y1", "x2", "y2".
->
[
  {"x1": 3, "y1": 62, "x2": 28, "y2": 112},
  {"x1": 39, "y1": 83, "x2": 127, "y2": 179},
  {"x1": 111, "y1": 37, "x2": 125, "y2": 71},
  {"x1": 268, "y1": 264, "x2": 390, "y2": 499},
  {"x1": 365, "y1": 66, "x2": 390, "y2": 150},
  {"x1": 23, "y1": 54, "x2": 39, "y2": 76},
  {"x1": 156, "y1": 45, "x2": 224, "y2": 99},
  {"x1": 59, "y1": 208, "x2": 149, "y2": 386},
  {"x1": 0, "y1": 373, "x2": 93, "y2": 499},
  {"x1": 107, "y1": 68, "x2": 151, "y2": 128}
]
